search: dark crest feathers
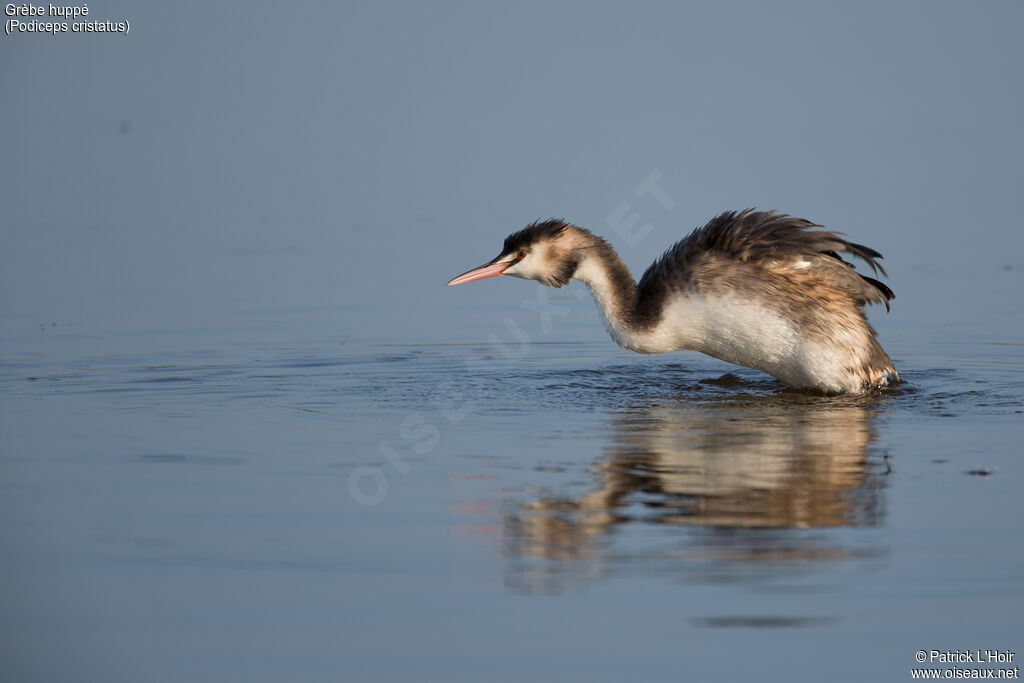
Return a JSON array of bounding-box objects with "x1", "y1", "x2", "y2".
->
[{"x1": 502, "y1": 219, "x2": 571, "y2": 254}]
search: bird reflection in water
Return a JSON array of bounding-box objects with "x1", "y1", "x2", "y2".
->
[{"x1": 500, "y1": 394, "x2": 890, "y2": 595}]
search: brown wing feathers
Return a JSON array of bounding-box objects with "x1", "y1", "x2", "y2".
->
[{"x1": 640, "y1": 209, "x2": 894, "y2": 311}]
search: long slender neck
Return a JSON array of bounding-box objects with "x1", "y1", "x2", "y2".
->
[{"x1": 571, "y1": 240, "x2": 645, "y2": 340}]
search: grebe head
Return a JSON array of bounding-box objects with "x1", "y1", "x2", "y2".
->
[{"x1": 446, "y1": 219, "x2": 587, "y2": 288}]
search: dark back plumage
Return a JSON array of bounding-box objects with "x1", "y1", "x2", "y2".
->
[{"x1": 635, "y1": 210, "x2": 894, "y2": 323}]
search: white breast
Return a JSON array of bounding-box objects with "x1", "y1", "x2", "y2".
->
[
  {"x1": 573, "y1": 258, "x2": 872, "y2": 392},
  {"x1": 607, "y1": 293, "x2": 868, "y2": 392}
]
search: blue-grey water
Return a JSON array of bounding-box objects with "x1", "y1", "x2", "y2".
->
[
  {"x1": 2, "y1": 223, "x2": 1022, "y2": 682},
  {"x1": 3, "y1": 2, "x2": 1024, "y2": 681}
]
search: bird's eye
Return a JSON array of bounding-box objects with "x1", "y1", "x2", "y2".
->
[{"x1": 516, "y1": 249, "x2": 527, "y2": 260}]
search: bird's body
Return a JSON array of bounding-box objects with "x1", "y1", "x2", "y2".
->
[{"x1": 447, "y1": 210, "x2": 897, "y2": 394}]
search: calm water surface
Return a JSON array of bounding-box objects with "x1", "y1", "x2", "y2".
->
[
  {"x1": 1, "y1": 223, "x2": 1023, "y2": 681},
  {"x1": 5, "y1": 3, "x2": 1024, "y2": 679},
  {"x1": 2, "y1": 300, "x2": 1023, "y2": 681}
]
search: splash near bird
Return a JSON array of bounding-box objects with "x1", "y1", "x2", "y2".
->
[{"x1": 447, "y1": 210, "x2": 897, "y2": 394}]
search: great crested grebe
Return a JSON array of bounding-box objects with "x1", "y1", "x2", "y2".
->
[{"x1": 446, "y1": 209, "x2": 897, "y2": 394}]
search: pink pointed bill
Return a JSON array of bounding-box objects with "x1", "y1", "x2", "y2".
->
[{"x1": 446, "y1": 259, "x2": 512, "y2": 286}]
